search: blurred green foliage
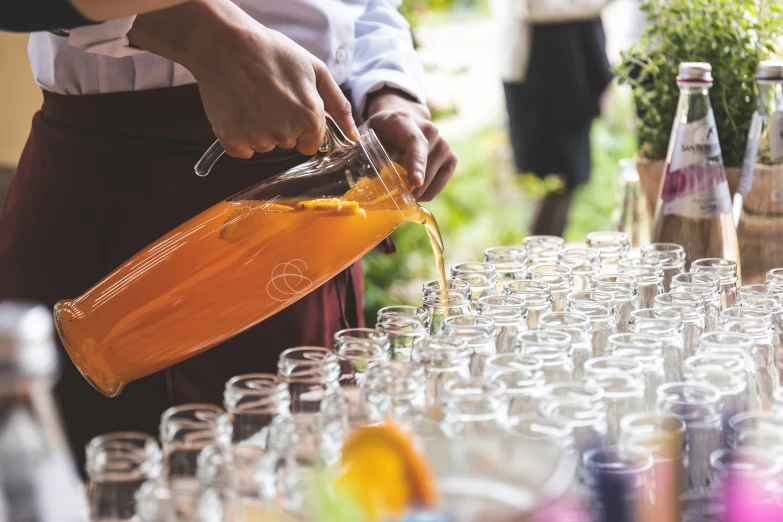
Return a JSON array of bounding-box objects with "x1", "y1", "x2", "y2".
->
[{"x1": 362, "y1": 88, "x2": 638, "y2": 324}]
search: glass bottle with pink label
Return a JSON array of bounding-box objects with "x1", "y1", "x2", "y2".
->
[{"x1": 652, "y1": 62, "x2": 740, "y2": 275}]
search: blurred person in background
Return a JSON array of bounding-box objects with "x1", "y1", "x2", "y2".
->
[
  {"x1": 499, "y1": 0, "x2": 613, "y2": 237},
  {"x1": 1, "y1": 0, "x2": 190, "y2": 31},
  {"x1": 0, "y1": 0, "x2": 456, "y2": 473}
]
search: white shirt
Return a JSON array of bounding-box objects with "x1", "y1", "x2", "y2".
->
[
  {"x1": 496, "y1": 0, "x2": 612, "y2": 83},
  {"x1": 28, "y1": 0, "x2": 427, "y2": 116}
]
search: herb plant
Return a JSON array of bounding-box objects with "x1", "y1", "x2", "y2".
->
[{"x1": 617, "y1": 0, "x2": 783, "y2": 166}]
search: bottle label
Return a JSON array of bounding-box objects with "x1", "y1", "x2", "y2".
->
[{"x1": 662, "y1": 110, "x2": 732, "y2": 218}]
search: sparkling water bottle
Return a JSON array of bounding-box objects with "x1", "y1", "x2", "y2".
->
[{"x1": 652, "y1": 62, "x2": 740, "y2": 273}]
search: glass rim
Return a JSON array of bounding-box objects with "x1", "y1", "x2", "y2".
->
[
  {"x1": 620, "y1": 411, "x2": 686, "y2": 436},
  {"x1": 517, "y1": 329, "x2": 572, "y2": 348},
  {"x1": 656, "y1": 381, "x2": 722, "y2": 405}
]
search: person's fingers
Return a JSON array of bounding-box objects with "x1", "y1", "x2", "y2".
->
[
  {"x1": 413, "y1": 136, "x2": 450, "y2": 199},
  {"x1": 420, "y1": 144, "x2": 458, "y2": 202},
  {"x1": 296, "y1": 109, "x2": 327, "y2": 156},
  {"x1": 313, "y1": 61, "x2": 359, "y2": 141},
  {"x1": 400, "y1": 124, "x2": 429, "y2": 188},
  {"x1": 220, "y1": 139, "x2": 255, "y2": 159},
  {"x1": 252, "y1": 142, "x2": 276, "y2": 153}
]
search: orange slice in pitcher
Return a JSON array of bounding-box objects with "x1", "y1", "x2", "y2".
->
[
  {"x1": 296, "y1": 198, "x2": 366, "y2": 216},
  {"x1": 336, "y1": 423, "x2": 437, "y2": 520}
]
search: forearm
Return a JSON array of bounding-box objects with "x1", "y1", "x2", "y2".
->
[
  {"x1": 73, "y1": 0, "x2": 191, "y2": 22},
  {"x1": 127, "y1": 0, "x2": 251, "y2": 76}
]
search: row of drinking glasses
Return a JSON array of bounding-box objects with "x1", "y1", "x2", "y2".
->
[{"x1": 82, "y1": 232, "x2": 783, "y2": 521}]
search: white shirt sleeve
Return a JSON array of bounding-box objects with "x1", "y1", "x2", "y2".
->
[
  {"x1": 345, "y1": 0, "x2": 428, "y2": 118},
  {"x1": 66, "y1": 16, "x2": 146, "y2": 58}
]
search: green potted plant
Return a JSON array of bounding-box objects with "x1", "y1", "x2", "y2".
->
[{"x1": 617, "y1": 0, "x2": 782, "y2": 218}]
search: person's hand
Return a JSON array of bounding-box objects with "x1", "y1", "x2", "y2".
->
[
  {"x1": 362, "y1": 90, "x2": 457, "y2": 202},
  {"x1": 129, "y1": 0, "x2": 360, "y2": 158}
]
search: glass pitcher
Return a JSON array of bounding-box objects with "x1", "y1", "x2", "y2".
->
[{"x1": 54, "y1": 119, "x2": 425, "y2": 398}]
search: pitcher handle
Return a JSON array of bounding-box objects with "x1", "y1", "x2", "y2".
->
[{"x1": 194, "y1": 114, "x2": 353, "y2": 177}]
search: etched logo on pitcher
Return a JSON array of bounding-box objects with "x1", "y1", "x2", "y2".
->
[{"x1": 267, "y1": 259, "x2": 314, "y2": 302}]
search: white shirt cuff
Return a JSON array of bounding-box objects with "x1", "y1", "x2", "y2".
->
[
  {"x1": 350, "y1": 70, "x2": 428, "y2": 120},
  {"x1": 67, "y1": 16, "x2": 145, "y2": 58}
]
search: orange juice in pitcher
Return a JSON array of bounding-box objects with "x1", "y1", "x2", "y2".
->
[{"x1": 54, "y1": 120, "x2": 442, "y2": 397}]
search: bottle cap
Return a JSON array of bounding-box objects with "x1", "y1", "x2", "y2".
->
[
  {"x1": 0, "y1": 301, "x2": 57, "y2": 377},
  {"x1": 678, "y1": 62, "x2": 712, "y2": 82},
  {"x1": 758, "y1": 60, "x2": 783, "y2": 81}
]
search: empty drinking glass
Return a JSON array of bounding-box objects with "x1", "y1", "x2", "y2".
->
[
  {"x1": 135, "y1": 479, "x2": 199, "y2": 522},
  {"x1": 709, "y1": 448, "x2": 783, "y2": 497},
  {"x1": 196, "y1": 443, "x2": 269, "y2": 521},
  {"x1": 528, "y1": 264, "x2": 574, "y2": 312},
  {"x1": 566, "y1": 290, "x2": 616, "y2": 358},
  {"x1": 259, "y1": 414, "x2": 343, "y2": 513},
  {"x1": 411, "y1": 336, "x2": 471, "y2": 410},
  {"x1": 504, "y1": 414, "x2": 575, "y2": 449},
  {"x1": 476, "y1": 295, "x2": 528, "y2": 354},
  {"x1": 362, "y1": 360, "x2": 426, "y2": 418},
  {"x1": 620, "y1": 412, "x2": 686, "y2": 464},
  {"x1": 484, "y1": 353, "x2": 546, "y2": 415},
  {"x1": 591, "y1": 373, "x2": 645, "y2": 443},
  {"x1": 629, "y1": 308, "x2": 684, "y2": 382},
  {"x1": 223, "y1": 374, "x2": 290, "y2": 445},
  {"x1": 767, "y1": 268, "x2": 783, "y2": 290},
  {"x1": 375, "y1": 316, "x2": 428, "y2": 361},
  {"x1": 484, "y1": 246, "x2": 528, "y2": 292},
  {"x1": 655, "y1": 291, "x2": 706, "y2": 359},
  {"x1": 440, "y1": 377, "x2": 509, "y2": 438},
  {"x1": 684, "y1": 353, "x2": 752, "y2": 419},
  {"x1": 640, "y1": 243, "x2": 686, "y2": 292},
  {"x1": 671, "y1": 272, "x2": 722, "y2": 332},
  {"x1": 277, "y1": 347, "x2": 340, "y2": 414},
  {"x1": 321, "y1": 385, "x2": 383, "y2": 430},
  {"x1": 335, "y1": 340, "x2": 387, "y2": 387},
  {"x1": 86, "y1": 432, "x2": 161, "y2": 521},
  {"x1": 692, "y1": 259, "x2": 739, "y2": 309},
  {"x1": 333, "y1": 328, "x2": 389, "y2": 353},
  {"x1": 720, "y1": 306, "x2": 779, "y2": 398},
  {"x1": 558, "y1": 247, "x2": 602, "y2": 292},
  {"x1": 539, "y1": 381, "x2": 607, "y2": 453},
  {"x1": 591, "y1": 273, "x2": 639, "y2": 333},
  {"x1": 503, "y1": 280, "x2": 553, "y2": 330},
  {"x1": 586, "y1": 231, "x2": 630, "y2": 273},
  {"x1": 608, "y1": 333, "x2": 665, "y2": 407},
  {"x1": 451, "y1": 262, "x2": 498, "y2": 304},
  {"x1": 518, "y1": 330, "x2": 573, "y2": 383},
  {"x1": 376, "y1": 305, "x2": 429, "y2": 330},
  {"x1": 524, "y1": 235, "x2": 565, "y2": 266},
  {"x1": 618, "y1": 257, "x2": 665, "y2": 309},
  {"x1": 727, "y1": 411, "x2": 783, "y2": 453},
  {"x1": 539, "y1": 312, "x2": 591, "y2": 380},
  {"x1": 698, "y1": 332, "x2": 766, "y2": 409},
  {"x1": 160, "y1": 404, "x2": 224, "y2": 481},
  {"x1": 444, "y1": 315, "x2": 498, "y2": 375},
  {"x1": 657, "y1": 382, "x2": 723, "y2": 490}
]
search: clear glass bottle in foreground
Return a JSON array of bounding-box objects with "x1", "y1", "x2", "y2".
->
[
  {"x1": 651, "y1": 62, "x2": 740, "y2": 274},
  {"x1": 0, "y1": 302, "x2": 89, "y2": 522}
]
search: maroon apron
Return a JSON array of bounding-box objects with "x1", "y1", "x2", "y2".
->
[{"x1": 0, "y1": 85, "x2": 364, "y2": 473}]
